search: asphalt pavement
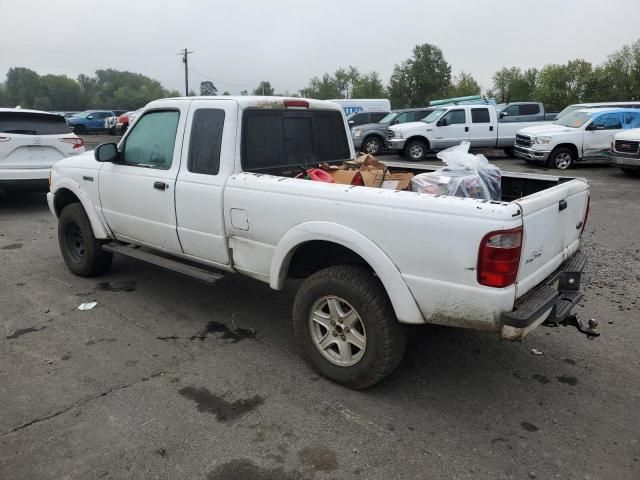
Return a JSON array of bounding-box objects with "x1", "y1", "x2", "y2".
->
[{"x1": 1, "y1": 155, "x2": 639, "y2": 479}]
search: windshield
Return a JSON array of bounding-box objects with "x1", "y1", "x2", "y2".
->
[
  {"x1": 379, "y1": 112, "x2": 397, "y2": 123},
  {"x1": 423, "y1": 108, "x2": 446, "y2": 123},
  {"x1": 556, "y1": 111, "x2": 592, "y2": 128}
]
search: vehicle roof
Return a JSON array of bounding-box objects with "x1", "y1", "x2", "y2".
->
[
  {"x1": 571, "y1": 101, "x2": 640, "y2": 107},
  {"x1": 392, "y1": 107, "x2": 434, "y2": 113},
  {"x1": 152, "y1": 96, "x2": 345, "y2": 111},
  {"x1": 0, "y1": 108, "x2": 63, "y2": 116},
  {"x1": 575, "y1": 107, "x2": 640, "y2": 114}
]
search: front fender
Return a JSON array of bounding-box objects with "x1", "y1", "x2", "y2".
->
[
  {"x1": 270, "y1": 221, "x2": 425, "y2": 324},
  {"x1": 50, "y1": 178, "x2": 112, "y2": 239}
]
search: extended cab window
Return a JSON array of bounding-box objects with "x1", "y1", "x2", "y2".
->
[
  {"x1": 123, "y1": 110, "x2": 179, "y2": 169},
  {"x1": 503, "y1": 105, "x2": 520, "y2": 116},
  {"x1": 371, "y1": 113, "x2": 387, "y2": 122},
  {"x1": 441, "y1": 109, "x2": 466, "y2": 125},
  {"x1": 242, "y1": 109, "x2": 350, "y2": 171},
  {"x1": 520, "y1": 104, "x2": 540, "y2": 115},
  {"x1": 0, "y1": 112, "x2": 71, "y2": 135},
  {"x1": 471, "y1": 108, "x2": 490, "y2": 123},
  {"x1": 188, "y1": 109, "x2": 225, "y2": 175}
]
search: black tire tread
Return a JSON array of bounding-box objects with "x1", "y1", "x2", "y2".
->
[
  {"x1": 58, "y1": 203, "x2": 112, "y2": 277},
  {"x1": 547, "y1": 146, "x2": 575, "y2": 169},
  {"x1": 293, "y1": 265, "x2": 406, "y2": 389}
]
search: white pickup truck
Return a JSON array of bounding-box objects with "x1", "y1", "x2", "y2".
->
[
  {"x1": 48, "y1": 96, "x2": 591, "y2": 389},
  {"x1": 515, "y1": 108, "x2": 640, "y2": 169},
  {"x1": 386, "y1": 104, "x2": 550, "y2": 161}
]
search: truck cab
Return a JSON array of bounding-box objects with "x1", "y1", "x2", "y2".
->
[{"x1": 515, "y1": 108, "x2": 640, "y2": 169}]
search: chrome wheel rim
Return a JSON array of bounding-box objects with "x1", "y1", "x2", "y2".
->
[
  {"x1": 409, "y1": 144, "x2": 423, "y2": 160},
  {"x1": 555, "y1": 152, "x2": 571, "y2": 169},
  {"x1": 365, "y1": 139, "x2": 380, "y2": 154},
  {"x1": 308, "y1": 296, "x2": 366, "y2": 367}
]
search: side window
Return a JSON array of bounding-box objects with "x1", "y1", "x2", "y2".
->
[
  {"x1": 520, "y1": 104, "x2": 540, "y2": 115},
  {"x1": 592, "y1": 113, "x2": 622, "y2": 130},
  {"x1": 395, "y1": 113, "x2": 410, "y2": 123},
  {"x1": 503, "y1": 105, "x2": 520, "y2": 116},
  {"x1": 622, "y1": 112, "x2": 640, "y2": 129},
  {"x1": 187, "y1": 109, "x2": 225, "y2": 175},
  {"x1": 471, "y1": 108, "x2": 490, "y2": 123},
  {"x1": 441, "y1": 109, "x2": 466, "y2": 125},
  {"x1": 123, "y1": 110, "x2": 180, "y2": 169},
  {"x1": 371, "y1": 112, "x2": 387, "y2": 122}
]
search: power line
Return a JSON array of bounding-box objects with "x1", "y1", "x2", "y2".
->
[{"x1": 188, "y1": 65, "x2": 254, "y2": 88}]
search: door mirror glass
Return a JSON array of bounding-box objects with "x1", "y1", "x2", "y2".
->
[
  {"x1": 95, "y1": 143, "x2": 119, "y2": 162},
  {"x1": 87, "y1": 115, "x2": 93, "y2": 120}
]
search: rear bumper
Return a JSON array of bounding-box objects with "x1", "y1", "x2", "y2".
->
[
  {"x1": 608, "y1": 154, "x2": 640, "y2": 168},
  {"x1": 501, "y1": 251, "x2": 587, "y2": 340},
  {"x1": 0, "y1": 168, "x2": 50, "y2": 192},
  {"x1": 514, "y1": 146, "x2": 551, "y2": 163}
]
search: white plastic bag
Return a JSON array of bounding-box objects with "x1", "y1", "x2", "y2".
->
[{"x1": 410, "y1": 142, "x2": 502, "y2": 200}]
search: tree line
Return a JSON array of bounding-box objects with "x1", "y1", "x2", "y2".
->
[{"x1": 1, "y1": 38, "x2": 638, "y2": 112}]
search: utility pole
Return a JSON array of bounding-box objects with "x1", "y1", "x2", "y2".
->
[{"x1": 181, "y1": 48, "x2": 193, "y2": 96}]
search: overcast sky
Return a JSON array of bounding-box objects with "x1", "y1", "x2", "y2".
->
[{"x1": 2, "y1": 0, "x2": 639, "y2": 96}]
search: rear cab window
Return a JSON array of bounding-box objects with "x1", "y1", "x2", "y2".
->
[
  {"x1": 241, "y1": 109, "x2": 350, "y2": 174},
  {"x1": 0, "y1": 112, "x2": 71, "y2": 135}
]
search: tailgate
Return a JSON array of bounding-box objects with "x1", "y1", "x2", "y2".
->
[
  {"x1": 514, "y1": 179, "x2": 589, "y2": 299},
  {"x1": 0, "y1": 134, "x2": 69, "y2": 169}
]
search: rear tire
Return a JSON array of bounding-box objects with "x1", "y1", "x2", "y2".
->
[
  {"x1": 293, "y1": 265, "x2": 407, "y2": 389},
  {"x1": 404, "y1": 139, "x2": 428, "y2": 161},
  {"x1": 362, "y1": 136, "x2": 383, "y2": 156},
  {"x1": 547, "y1": 147, "x2": 575, "y2": 170},
  {"x1": 621, "y1": 167, "x2": 640, "y2": 177},
  {"x1": 58, "y1": 203, "x2": 112, "y2": 277}
]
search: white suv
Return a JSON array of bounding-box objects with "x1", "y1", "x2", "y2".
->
[{"x1": 0, "y1": 108, "x2": 85, "y2": 192}]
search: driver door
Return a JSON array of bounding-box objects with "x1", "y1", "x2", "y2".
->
[
  {"x1": 98, "y1": 107, "x2": 188, "y2": 253},
  {"x1": 432, "y1": 109, "x2": 469, "y2": 149},
  {"x1": 583, "y1": 112, "x2": 622, "y2": 159}
]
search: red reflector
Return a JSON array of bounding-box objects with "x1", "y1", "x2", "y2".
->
[
  {"x1": 60, "y1": 137, "x2": 84, "y2": 149},
  {"x1": 284, "y1": 99, "x2": 309, "y2": 108},
  {"x1": 477, "y1": 227, "x2": 523, "y2": 288}
]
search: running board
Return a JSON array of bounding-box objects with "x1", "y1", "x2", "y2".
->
[{"x1": 102, "y1": 243, "x2": 224, "y2": 285}]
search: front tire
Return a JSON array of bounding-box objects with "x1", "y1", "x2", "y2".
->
[
  {"x1": 58, "y1": 203, "x2": 112, "y2": 277},
  {"x1": 547, "y1": 147, "x2": 575, "y2": 170},
  {"x1": 293, "y1": 265, "x2": 407, "y2": 389},
  {"x1": 362, "y1": 136, "x2": 383, "y2": 155},
  {"x1": 404, "y1": 139, "x2": 428, "y2": 161}
]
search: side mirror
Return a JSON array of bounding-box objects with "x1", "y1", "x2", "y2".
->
[
  {"x1": 437, "y1": 118, "x2": 448, "y2": 127},
  {"x1": 499, "y1": 112, "x2": 507, "y2": 118},
  {"x1": 87, "y1": 115, "x2": 93, "y2": 120},
  {"x1": 95, "y1": 143, "x2": 119, "y2": 163}
]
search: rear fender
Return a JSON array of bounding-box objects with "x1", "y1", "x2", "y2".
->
[{"x1": 270, "y1": 221, "x2": 425, "y2": 324}]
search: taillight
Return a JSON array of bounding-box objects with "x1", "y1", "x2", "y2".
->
[
  {"x1": 477, "y1": 227, "x2": 523, "y2": 288},
  {"x1": 581, "y1": 195, "x2": 591, "y2": 234},
  {"x1": 284, "y1": 99, "x2": 309, "y2": 108},
  {"x1": 60, "y1": 137, "x2": 84, "y2": 149}
]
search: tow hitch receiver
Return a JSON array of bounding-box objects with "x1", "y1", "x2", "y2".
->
[{"x1": 545, "y1": 313, "x2": 600, "y2": 338}]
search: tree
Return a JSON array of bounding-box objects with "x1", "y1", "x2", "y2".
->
[
  {"x1": 253, "y1": 81, "x2": 275, "y2": 96},
  {"x1": 222, "y1": 91, "x2": 230, "y2": 96},
  {"x1": 388, "y1": 43, "x2": 452, "y2": 108},
  {"x1": 42, "y1": 74, "x2": 85, "y2": 110},
  {"x1": 200, "y1": 81, "x2": 218, "y2": 96},
  {"x1": 352, "y1": 71, "x2": 386, "y2": 98},
  {"x1": 449, "y1": 72, "x2": 480, "y2": 97},
  {"x1": 5, "y1": 67, "x2": 44, "y2": 107},
  {"x1": 240, "y1": 90, "x2": 249, "y2": 96},
  {"x1": 300, "y1": 74, "x2": 341, "y2": 99}
]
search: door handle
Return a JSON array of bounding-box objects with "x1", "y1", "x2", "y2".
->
[
  {"x1": 465, "y1": 126, "x2": 469, "y2": 132},
  {"x1": 559, "y1": 199, "x2": 568, "y2": 211},
  {"x1": 489, "y1": 126, "x2": 494, "y2": 131},
  {"x1": 153, "y1": 181, "x2": 168, "y2": 190}
]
